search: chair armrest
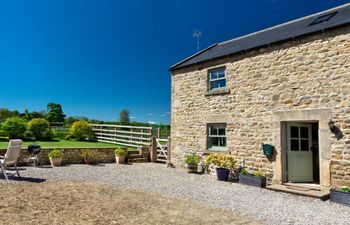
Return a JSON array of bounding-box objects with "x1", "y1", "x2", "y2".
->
[{"x1": 0, "y1": 155, "x2": 4, "y2": 159}]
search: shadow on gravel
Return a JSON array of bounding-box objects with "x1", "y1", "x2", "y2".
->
[{"x1": 0, "y1": 176, "x2": 46, "y2": 183}]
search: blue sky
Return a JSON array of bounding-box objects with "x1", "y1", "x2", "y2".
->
[{"x1": 0, "y1": 0, "x2": 348, "y2": 124}]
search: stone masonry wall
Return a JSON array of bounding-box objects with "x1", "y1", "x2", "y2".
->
[
  {"x1": 0, "y1": 148, "x2": 116, "y2": 166},
  {"x1": 171, "y1": 25, "x2": 350, "y2": 187}
]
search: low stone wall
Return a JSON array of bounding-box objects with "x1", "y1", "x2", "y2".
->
[{"x1": 0, "y1": 148, "x2": 116, "y2": 166}]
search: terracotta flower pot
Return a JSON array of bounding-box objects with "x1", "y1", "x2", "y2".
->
[
  {"x1": 49, "y1": 157, "x2": 63, "y2": 167},
  {"x1": 115, "y1": 155, "x2": 125, "y2": 164}
]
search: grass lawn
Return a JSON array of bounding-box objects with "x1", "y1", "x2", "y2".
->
[{"x1": 0, "y1": 138, "x2": 120, "y2": 149}]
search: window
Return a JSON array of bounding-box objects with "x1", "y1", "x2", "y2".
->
[
  {"x1": 289, "y1": 126, "x2": 310, "y2": 152},
  {"x1": 208, "y1": 67, "x2": 226, "y2": 91},
  {"x1": 309, "y1": 12, "x2": 337, "y2": 26},
  {"x1": 208, "y1": 123, "x2": 227, "y2": 151}
]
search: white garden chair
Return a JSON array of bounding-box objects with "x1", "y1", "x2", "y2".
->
[{"x1": 0, "y1": 139, "x2": 23, "y2": 182}]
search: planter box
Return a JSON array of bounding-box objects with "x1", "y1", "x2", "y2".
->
[
  {"x1": 330, "y1": 190, "x2": 350, "y2": 206},
  {"x1": 239, "y1": 174, "x2": 266, "y2": 188}
]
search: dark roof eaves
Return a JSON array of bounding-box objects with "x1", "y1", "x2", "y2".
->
[
  {"x1": 169, "y1": 43, "x2": 218, "y2": 71},
  {"x1": 170, "y1": 21, "x2": 350, "y2": 72}
]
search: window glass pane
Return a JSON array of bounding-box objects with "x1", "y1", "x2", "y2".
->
[
  {"x1": 210, "y1": 127, "x2": 217, "y2": 136},
  {"x1": 291, "y1": 139, "x2": 299, "y2": 151},
  {"x1": 218, "y1": 128, "x2": 225, "y2": 136},
  {"x1": 217, "y1": 79, "x2": 226, "y2": 88},
  {"x1": 210, "y1": 72, "x2": 218, "y2": 80},
  {"x1": 210, "y1": 80, "x2": 219, "y2": 89},
  {"x1": 300, "y1": 127, "x2": 309, "y2": 138},
  {"x1": 220, "y1": 137, "x2": 226, "y2": 147},
  {"x1": 210, "y1": 137, "x2": 219, "y2": 147},
  {"x1": 300, "y1": 140, "x2": 309, "y2": 151},
  {"x1": 290, "y1": 126, "x2": 299, "y2": 138},
  {"x1": 217, "y1": 70, "x2": 225, "y2": 78}
]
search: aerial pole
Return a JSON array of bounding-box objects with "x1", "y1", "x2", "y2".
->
[{"x1": 193, "y1": 29, "x2": 202, "y2": 52}]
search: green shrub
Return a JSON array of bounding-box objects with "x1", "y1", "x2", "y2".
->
[
  {"x1": 340, "y1": 186, "x2": 350, "y2": 193},
  {"x1": 69, "y1": 120, "x2": 95, "y2": 141},
  {"x1": 48, "y1": 149, "x2": 64, "y2": 158},
  {"x1": 184, "y1": 152, "x2": 200, "y2": 165},
  {"x1": 0, "y1": 129, "x2": 7, "y2": 137},
  {"x1": 81, "y1": 149, "x2": 98, "y2": 164},
  {"x1": 28, "y1": 118, "x2": 50, "y2": 140},
  {"x1": 240, "y1": 168, "x2": 251, "y2": 175},
  {"x1": 2, "y1": 117, "x2": 27, "y2": 139},
  {"x1": 115, "y1": 147, "x2": 126, "y2": 156}
]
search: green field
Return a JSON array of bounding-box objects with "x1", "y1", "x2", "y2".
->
[{"x1": 0, "y1": 138, "x2": 120, "y2": 149}]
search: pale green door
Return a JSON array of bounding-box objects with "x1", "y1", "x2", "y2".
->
[{"x1": 287, "y1": 123, "x2": 313, "y2": 182}]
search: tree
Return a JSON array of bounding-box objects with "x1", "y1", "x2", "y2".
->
[
  {"x1": 65, "y1": 116, "x2": 89, "y2": 126},
  {"x1": 24, "y1": 109, "x2": 46, "y2": 121},
  {"x1": 46, "y1": 103, "x2": 66, "y2": 123},
  {"x1": 119, "y1": 109, "x2": 130, "y2": 123},
  {"x1": 0, "y1": 108, "x2": 20, "y2": 123}
]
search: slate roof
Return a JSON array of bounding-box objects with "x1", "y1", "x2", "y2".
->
[{"x1": 170, "y1": 3, "x2": 350, "y2": 71}]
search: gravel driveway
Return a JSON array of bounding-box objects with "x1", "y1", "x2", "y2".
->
[{"x1": 2, "y1": 163, "x2": 350, "y2": 225}]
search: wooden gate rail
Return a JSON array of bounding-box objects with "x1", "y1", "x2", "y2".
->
[{"x1": 91, "y1": 124, "x2": 152, "y2": 148}]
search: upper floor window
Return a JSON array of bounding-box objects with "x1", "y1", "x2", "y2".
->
[{"x1": 208, "y1": 67, "x2": 226, "y2": 91}]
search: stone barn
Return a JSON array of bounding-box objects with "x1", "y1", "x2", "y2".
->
[{"x1": 169, "y1": 3, "x2": 350, "y2": 194}]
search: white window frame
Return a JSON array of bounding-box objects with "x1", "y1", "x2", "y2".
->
[
  {"x1": 208, "y1": 67, "x2": 226, "y2": 91},
  {"x1": 207, "y1": 123, "x2": 227, "y2": 151}
]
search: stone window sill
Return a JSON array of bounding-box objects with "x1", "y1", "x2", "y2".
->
[
  {"x1": 205, "y1": 88, "x2": 230, "y2": 97},
  {"x1": 203, "y1": 149, "x2": 229, "y2": 155}
]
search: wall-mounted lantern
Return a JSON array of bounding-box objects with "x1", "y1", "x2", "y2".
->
[{"x1": 328, "y1": 120, "x2": 335, "y2": 132}]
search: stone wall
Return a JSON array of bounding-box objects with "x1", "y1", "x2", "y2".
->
[
  {"x1": 171, "y1": 25, "x2": 350, "y2": 188},
  {"x1": 0, "y1": 148, "x2": 116, "y2": 166}
]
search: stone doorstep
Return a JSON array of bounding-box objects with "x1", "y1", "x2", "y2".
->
[
  {"x1": 266, "y1": 184, "x2": 330, "y2": 200},
  {"x1": 284, "y1": 182, "x2": 321, "y2": 191}
]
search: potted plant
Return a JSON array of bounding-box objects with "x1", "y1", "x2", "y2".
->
[
  {"x1": 184, "y1": 152, "x2": 200, "y2": 173},
  {"x1": 81, "y1": 149, "x2": 99, "y2": 165},
  {"x1": 205, "y1": 153, "x2": 236, "y2": 181},
  {"x1": 48, "y1": 149, "x2": 64, "y2": 167},
  {"x1": 330, "y1": 185, "x2": 350, "y2": 205},
  {"x1": 115, "y1": 147, "x2": 127, "y2": 164},
  {"x1": 239, "y1": 169, "x2": 267, "y2": 188}
]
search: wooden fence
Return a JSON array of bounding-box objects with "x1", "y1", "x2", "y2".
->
[{"x1": 91, "y1": 124, "x2": 153, "y2": 148}]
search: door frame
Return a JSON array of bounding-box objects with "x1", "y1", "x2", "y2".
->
[
  {"x1": 285, "y1": 122, "x2": 314, "y2": 183},
  {"x1": 274, "y1": 108, "x2": 332, "y2": 191}
]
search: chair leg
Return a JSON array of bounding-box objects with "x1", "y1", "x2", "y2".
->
[
  {"x1": 15, "y1": 163, "x2": 20, "y2": 178},
  {"x1": 0, "y1": 164, "x2": 9, "y2": 182}
]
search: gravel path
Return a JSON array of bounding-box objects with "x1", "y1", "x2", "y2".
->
[{"x1": 2, "y1": 163, "x2": 350, "y2": 225}]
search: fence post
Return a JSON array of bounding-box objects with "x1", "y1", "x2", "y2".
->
[
  {"x1": 150, "y1": 136, "x2": 157, "y2": 162},
  {"x1": 157, "y1": 128, "x2": 161, "y2": 139},
  {"x1": 166, "y1": 136, "x2": 174, "y2": 168}
]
